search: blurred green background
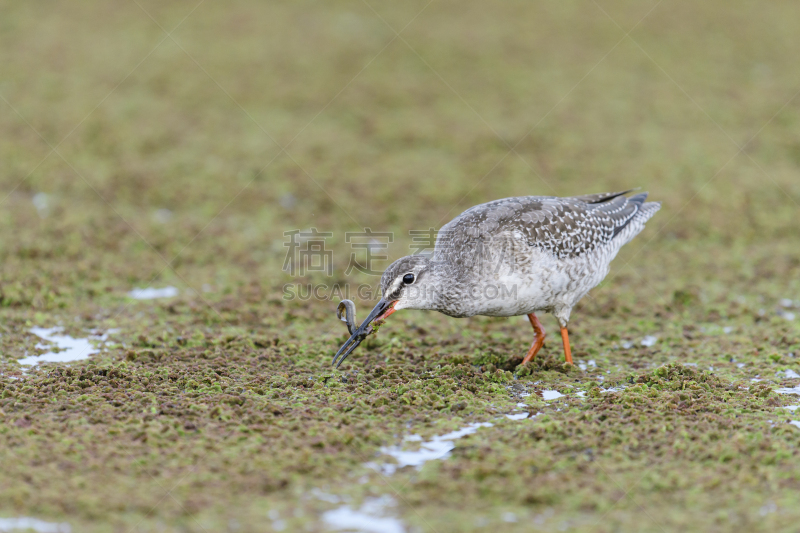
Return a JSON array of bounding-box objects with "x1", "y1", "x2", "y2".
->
[
  {"x1": 1, "y1": 0, "x2": 798, "y2": 301},
  {"x1": 1, "y1": 0, "x2": 799, "y2": 532}
]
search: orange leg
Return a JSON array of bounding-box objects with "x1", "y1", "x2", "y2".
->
[
  {"x1": 521, "y1": 313, "x2": 546, "y2": 364},
  {"x1": 560, "y1": 325, "x2": 573, "y2": 365}
]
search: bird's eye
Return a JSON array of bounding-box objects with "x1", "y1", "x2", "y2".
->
[{"x1": 402, "y1": 273, "x2": 415, "y2": 284}]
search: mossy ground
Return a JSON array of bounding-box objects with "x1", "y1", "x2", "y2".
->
[{"x1": 1, "y1": 0, "x2": 800, "y2": 531}]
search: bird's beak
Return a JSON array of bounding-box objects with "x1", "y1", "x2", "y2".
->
[{"x1": 332, "y1": 298, "x2": 397, "y2": 368}]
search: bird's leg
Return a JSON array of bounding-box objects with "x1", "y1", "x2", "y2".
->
[
  {"x1": 560, "y1": 325, "x2": 573, "y2": 365},
  {"x1": 521, "y1": 313, "x2": 546, "y2": 364}
]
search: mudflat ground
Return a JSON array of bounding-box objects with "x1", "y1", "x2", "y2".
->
[{"x1": 1, "y1": 1, "x2": 800, "y2": 532}]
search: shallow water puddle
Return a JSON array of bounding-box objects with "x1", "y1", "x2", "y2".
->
[
  {"x1": 367, "y1": 422, "x2": 493, "y2": 475},
  {"x1": 777, "y1": 386, "x2": 800, "y2": 395},
  {"x1": 322, "y1": 496, "x2": 404, "y2": 533},
  {"x1": 505, "y1": 412, "x2": 530, "y2": 420},
  {"x1": 789, "y1": 421, "x2": 800, "y2": 430},
  {"x1": 0, "y1": 517, "x2": 70, "y2": 533},
  {"x1": 700, "y1": 325, "x2": 734, "y2": 335},
  {"x1": 620, "y1": 335, "x2": 659, "y2": 349},
  {"x1": 541, "y1": 390, "x2": 564, "y2": 400},
  {"x1": 127, "y1": 286, "x2": 178, "y2": 299},
  {"x1": 782, "y1": 369, "x2": 800, "y2": 379},
  {"x1": 18, "y1": 328, "x2": 109, "y2": 367}
]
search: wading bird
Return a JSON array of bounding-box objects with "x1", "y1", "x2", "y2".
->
[{"x1": 333, "y1": 190, "x2": 660, "y2": 368}]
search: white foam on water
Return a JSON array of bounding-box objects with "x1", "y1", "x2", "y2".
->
[
  {"x1": 368, "y1": 422, "x2": 493, "y2": 475},
  {"x1": 127, "y1": 286, "x2": 178, "y2": 300},
  {"x1": 641, "y1": 335, "x2": 658, "y2": 347},
  {"x1": 0, "y1": 517, "x2": 70, "y2": 533},
  {"x1": 541, "y1": 390, "x2": 563, "y2": 400},
  {"x1": 322, "y1": 496, "x2": 404, "y2": 533},
  {"x1": 18, "y1": 328, "x2": 103, "y2": 367}
]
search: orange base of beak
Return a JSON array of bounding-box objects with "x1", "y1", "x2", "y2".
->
[{"x1": 376, "y1": 301, "x2": 397, "y2": 322}]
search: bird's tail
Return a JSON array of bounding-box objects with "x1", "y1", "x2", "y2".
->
[
  {"x1": 627, "y1": 192, "x2": 661, "y2": 222},
  {"x1": 615, "y1": 192, "x2": 660, "y2": 245}
]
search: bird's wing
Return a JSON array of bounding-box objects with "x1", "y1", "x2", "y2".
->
[
  {"x1": 434, "y1": 193, "x2": 649, "y2": 261},
  {"x1": 569, "y1": 189, "x2": 637, "y2": 204}
]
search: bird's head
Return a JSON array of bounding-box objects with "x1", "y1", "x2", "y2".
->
[
  {"x1": 332, "y1": 254, "x2": 436, "y2": 368},
  {"x1": 378, "y1": 254, "x2": 436, "y2": 311}
]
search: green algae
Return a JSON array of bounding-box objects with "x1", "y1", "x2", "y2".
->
[{"x1": 2, "y1": 245, "x2": 799, "y2": 532}]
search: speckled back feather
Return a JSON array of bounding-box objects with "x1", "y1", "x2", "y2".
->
[{"x1": 434, "y1": 191, "x2": 658, "y2": 262}]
